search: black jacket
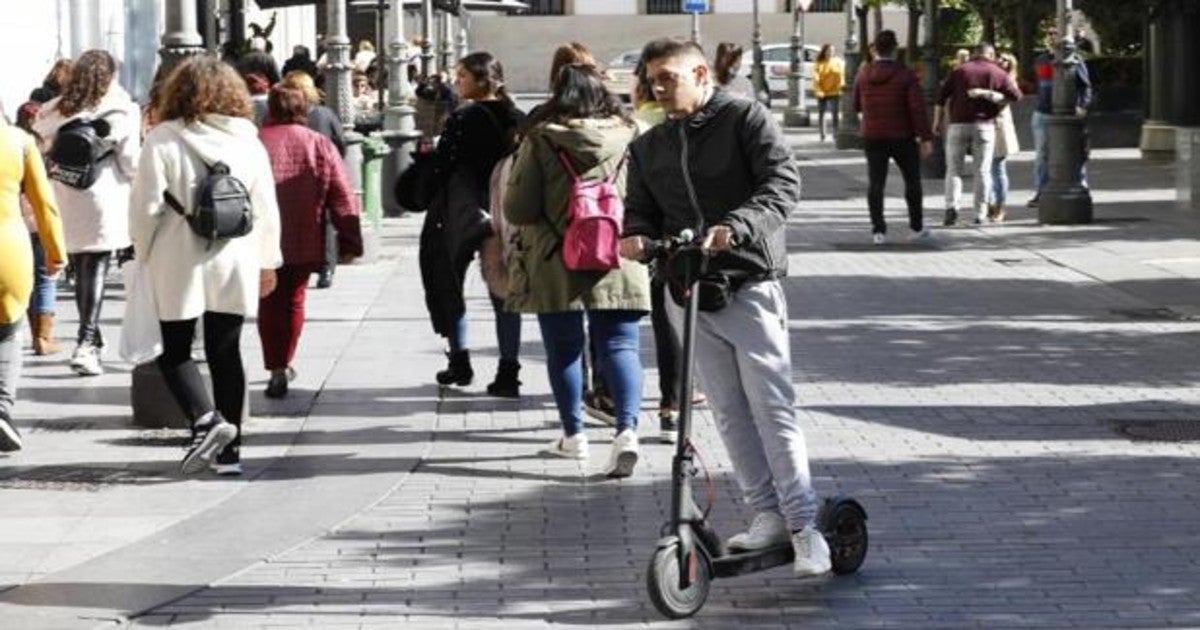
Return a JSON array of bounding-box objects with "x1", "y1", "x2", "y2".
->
[{"x1": 624, "y1": 88, "x2": 800, "y2": 281}]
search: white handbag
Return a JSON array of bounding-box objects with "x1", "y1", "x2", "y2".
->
[{"x1": 118, "y1": 259, "x2": 162, "y2": 364}]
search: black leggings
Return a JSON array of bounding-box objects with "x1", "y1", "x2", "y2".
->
[
  {"x1": 157, "y1": 312, "x2": 246, "y2": 448},
  {"x1": 69, "y1": 252, "x2": 111, "y2": 346}
]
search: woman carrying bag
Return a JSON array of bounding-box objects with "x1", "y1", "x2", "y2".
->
[
  {"x1": 418, "y1": 51, "x2": 525, "y2": 396},
  {"x1": 504, "y1": 64, "x2": 649, "y2": 478},
  {"x1": 128, "y1": 57, "x2": 282, "y2": 476}
]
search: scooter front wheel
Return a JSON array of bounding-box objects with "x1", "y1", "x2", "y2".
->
[{"x1": 646, "y1": 540, "x2": 711, "y2": 619}]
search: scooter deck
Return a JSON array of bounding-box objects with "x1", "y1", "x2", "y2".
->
[{"x1": 711, "y1": 543, "x2": 795, "y2": 578}]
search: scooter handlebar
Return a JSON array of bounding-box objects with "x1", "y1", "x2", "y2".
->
[{"x1": 644, "y1": 229, "x2": 698, "y2": 261}]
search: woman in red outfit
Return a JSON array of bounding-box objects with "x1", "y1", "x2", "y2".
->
[{"x1": 257, "y1": 86, "x2": 362, "y2": 398}]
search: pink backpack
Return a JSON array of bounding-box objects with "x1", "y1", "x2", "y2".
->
[{"x1": 556, "y1": 149, "x2": 628, "y2": 272}]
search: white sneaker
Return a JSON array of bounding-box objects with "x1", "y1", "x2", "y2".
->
[
  {"x1": 792, "y1": 525, "x2": 833, "y2": 577},
  {"x1": 544, "y1": 432, "x2": 589, "y2": 460},
  {"x1": 70, "y1": 345, "x2": 103, "y2": 376},
  {"x1": 910, "y1": 228, "x2": 932, "y2": 241},
  {"x1": 603, "y1": 429, "x2": 639, "y2": 478},
  {"x1": 871, "y1": 232, "x2": 886, "y2": 246},
  {"x1": 727, "y1": 510, "x2": 790, "y2": 552}
]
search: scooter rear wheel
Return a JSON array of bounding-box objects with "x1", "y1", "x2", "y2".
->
[
  {"x1": 826, "y1": 501, "x2": 869, "y2": 575},
  {"x1": 647, "y1": 540, "x2": 711, "y2": 619}
]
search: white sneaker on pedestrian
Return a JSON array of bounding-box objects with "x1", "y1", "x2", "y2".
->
[
  {"x1": 70, "y1": 344, "x2": 102, "y2": 376},
  {"x1": 792, "y1": 525, "x2": 833, "y2": 577},
  {"x1": 910, "y1": 228, "x2": 932, "y2": 241},
  {"x1": 727, "y1": 510, "x2": 790, "y2": 552},
  {"x1": 544, "y1": 432, "x2": 589, "y2": 460},
  {"x1": 603, "y1": 429, "x2": 639, "y2": 478},
  {"x1": 871, "y1": 232, "x2": 886, "y2": 246}
]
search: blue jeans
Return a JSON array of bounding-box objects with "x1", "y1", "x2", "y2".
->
[
  {"x1": 447, "y1": 297, "x2": 521, "y2": 363},
  {"x1": 1032, "y1": 110, "x2": 1049, "y2": 193},
  {"x1": 537, "y1": 310, "x2": 644, "y2": 436},
  {"x1": 991, "y1": 156, "x2": 1009, "y2": 207},
  {"x1": 28, "y1": 234, "x2": 56, "y2": 315}
]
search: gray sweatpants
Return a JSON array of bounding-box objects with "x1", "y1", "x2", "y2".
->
[
  {"x1": 665, "y1": 280, "x2": 819, "y2": 530},
  {"x1": 0, "y1": 321, "x2": 22, "y2": 418}
]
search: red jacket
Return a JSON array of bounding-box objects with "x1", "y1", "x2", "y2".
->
[
  {"x1": 258, "y1": 123, "x2": 362, "y2": 267},
  {"x1": 853, "y1": 60, "x2": 932, "y2": 142}
]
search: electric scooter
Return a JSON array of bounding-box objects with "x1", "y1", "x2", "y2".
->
[{"x1": 643, "y1": 231, "x2": 869, "y2": 619}]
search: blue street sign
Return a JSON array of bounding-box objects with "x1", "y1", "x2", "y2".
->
[{"x1": 683, "y1": 0, "x2": 707, "y2": 13}]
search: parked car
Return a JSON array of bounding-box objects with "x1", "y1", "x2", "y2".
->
[
  {"x1": 758, "y1": 43, "x2": 821, "y2": 98},
  {"x1": 602, "y1": 48, "x2": 642, "y2": 102}
]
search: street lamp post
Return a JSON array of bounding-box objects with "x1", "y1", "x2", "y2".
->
[
  {"x1": 383, "y1": 0, "x2": 422, "y2": 219},
  {"x1": 920, "y1": 0, "x2": 945, "y2": 177},
  {"x1": 750, "y1": 0, "x2": 770, "y2": 108},
  {"x1": 325, "y1": 0, "x2": 365, "y2": 227},
  {"x1": 159, "y1": 0, "x2": 205, "y2": 76},
  {"x1": 834, "y1": 0, "x2": 861, "y2": 149},
  {"x1": 1039, "y1": 0, "x2": 1093, "y2": 224},
  {"x1": 438, "y1": 10, "x2": 453, "y2": 75},
  {"x1": 421, "y1": 0, "x2": 435, "y2": 77},
  {"x1": 784, "y1": 2, "x2": 810, "y2": 127},
  {"x1": 691, "y1": 11, "x2": 701, "y2": 44}
]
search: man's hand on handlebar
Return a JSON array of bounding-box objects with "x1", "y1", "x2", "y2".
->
[{"x1": 701, "y1": 225, "x2": 736, "y2": 255}]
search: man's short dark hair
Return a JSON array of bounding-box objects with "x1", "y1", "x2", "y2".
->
[
  {"x1": 641, "y1": 38, "x2": 707, "y2": 66},
  {"x1": 874, "y1": 30, "x2": 898, "y2": 57},
  {"x1": 974, "y1": 43, "x2": 995, "y2": 58}
]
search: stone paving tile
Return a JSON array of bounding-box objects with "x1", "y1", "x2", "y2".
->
[{"x1": 125, "y1": 137, "x2": 1200, "y2": 629}]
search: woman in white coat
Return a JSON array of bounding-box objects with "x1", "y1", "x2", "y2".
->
[
  {"x1": 33, "y1": 50, "x2": 141, "y2": 376},
  {"x1": 128, "y1": 57, "x2": 282, "y2": 476}
]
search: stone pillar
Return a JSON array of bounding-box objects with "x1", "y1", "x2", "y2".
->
[
  {"x1": 921, "y1": 0, "x2": 945, "y2": 177},
  {"x1": 326, "y1": 0, "x2": 365, "y2": 233},
  {"x1": 382, "y1": 0, "x2": 423, "y2": 220},
  {"x1": 69, "y1": 0, "x2": 94, "y2": 56},
  {"x1": 783, "y1": 5, "x2": 810, "y2": 127},
  {"x1": 835, "y1": 0, "x2": 861, "y2": 149},
  {"x1": 1038, "y1": 0, "x2": 1092, "y2": 224}
]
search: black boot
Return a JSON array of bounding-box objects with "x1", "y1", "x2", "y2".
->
[
  {"x1": 436, "y1": 350, "x2": 473, "y2": 386},
  {"x1": 486, "y1": 359, "x2": 521, "y2": 398}
]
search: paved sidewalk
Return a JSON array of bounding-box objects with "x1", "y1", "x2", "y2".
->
[{"x1": 4, "y1": 126, "x2": 1200, "y2": 629}]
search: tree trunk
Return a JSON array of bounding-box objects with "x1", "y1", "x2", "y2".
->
[
  {"x1": 983, "y1": 12, "x2": 997, "y2": 45},
  {"x1": 1015, "y1": 2, "x2": 1036, "y2": 82},
  {"x1": 873, "y1": 4, "x2": 884, "y2": 42},
  {"x1": 907, "y1": 3, "x2": 923, "y2": 65}
]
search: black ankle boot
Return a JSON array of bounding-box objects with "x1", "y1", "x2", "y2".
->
[
  {"x1": 436, "y1": 350, "x2": 473, "y2": 386},
  {"x1": 486, "y1": 359, "x2": 521, "y2": 398}
]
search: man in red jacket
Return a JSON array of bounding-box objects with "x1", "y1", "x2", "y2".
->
[
  {"x1": 853, "y1": 30, "x2": 933, "y2": 245},
  {"x1": 934, "y1": 43, "x2": 1021, "y2": 226}
]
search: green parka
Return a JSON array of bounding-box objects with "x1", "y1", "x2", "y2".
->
[{"x1": 503, "y1": 117, "x2": 650, "y2": 314}]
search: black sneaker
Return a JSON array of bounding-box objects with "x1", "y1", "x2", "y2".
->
[
  {"x1": 583, "y1": 391, "x2": 617, "y2": 426},
  {"x1": 1026, "y1": 195, "x2": 1039, "y2": 209},
  {"x1": 315, "y1": 268, "x2": 334, "y2": 289},
  {"x1": 212, "y1": 445, "x2": 242, "y2": 477},
  {"x1": 264, "y1": 371, "x2": 288, "y2": 398},
  {"x1": 0, "y1": 410, "x2": 23, "y2": 452},
  {"x1": 659, "y1": 409, "x2": 678, "y2": 444},
  {"x1": 943, "y1": 208, "x2": 958, "y2": 227},
  {"x1": 181, "y1": 413, "x2": 237, "y2": 475}
]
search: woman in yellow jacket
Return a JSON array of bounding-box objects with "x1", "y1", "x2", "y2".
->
[
  {"x1": 813, "y1": 44, "x2": 845, "y2": 142},
  {"x1": 0, "y1": 108, "x2": 66, "y2": 452}
]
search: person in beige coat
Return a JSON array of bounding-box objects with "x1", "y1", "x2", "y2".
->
[
  {"x1": 504, "y1": 64, "x2": 649, "y2": 478},
  {"x1": 988, "y1": 52, "x2": 1021, "y2": 223},
  {"x1": 128, "y1": 57, "x2": 282, "y2": 476},
  {"x1": 33, "y1": 50, "x2": 141, "y2": 376}
]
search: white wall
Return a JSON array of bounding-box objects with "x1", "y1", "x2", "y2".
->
[
  {"x1": 0, "y1": 5, "x2": 65, "y2": 121},
  {"x1": 713, "y1": 0, "x2": 756, "y2": 14},
  {"x1": 573, "y1": 0, "x2": 639, "y2": 15},
  {"x1": 244, "y1": 2, "x2": 317, "y2": 59}
]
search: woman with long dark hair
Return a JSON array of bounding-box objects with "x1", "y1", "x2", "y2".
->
[
  {"x1": 714, "y1": 42, "x2": 753, "y2": 100},
  {"x1": 33, "y1": 50, "x2": 141, "y2": 376},
  {"x1": 419, "y1": 51, "x2": 525, "y2": 396},
  {"x1": 505, "y1": 64, "x2": 648, "y2": 478}
]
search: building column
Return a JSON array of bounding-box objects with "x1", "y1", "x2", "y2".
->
[
  {"x1": 421, "y1": 0, "x2": 435, "y2": 76},
  {"x1": 834, "y1": 0, "x2": 861, "y2": 149},
  {"x1": 1140, "y1": 0, "x2": 1175, "y2": 159},
  {"x1": 69, "y1": 0, "x2": 94, "y2": 55}
]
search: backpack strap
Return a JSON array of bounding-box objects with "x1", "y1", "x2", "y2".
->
[
  {"x1": 555, "y1": 149, "x2": 581, "y2": 182},
  {"x1": 161, "y1": 131, "x2": 217, "y2": 217}
]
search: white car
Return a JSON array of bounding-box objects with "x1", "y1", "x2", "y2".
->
[
  {"x1": 603, "y1": 48, "x2": 642, "y2": 102},
  {"x1": 757, "y1": 43, "x2": 821, "y2": 98}
]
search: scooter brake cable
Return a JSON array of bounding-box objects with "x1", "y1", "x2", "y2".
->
[{"x1": 685, "y1": 437, "x2": 718, "y2": 520}]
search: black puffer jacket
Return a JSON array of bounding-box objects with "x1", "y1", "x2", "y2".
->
[{"x1": 623, "y1": 88, "x2": 800, "y2": 281}]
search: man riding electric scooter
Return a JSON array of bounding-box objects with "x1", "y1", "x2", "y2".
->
[{"x1": 619, "y1": 38, "x2": 831, "y2": 578}]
